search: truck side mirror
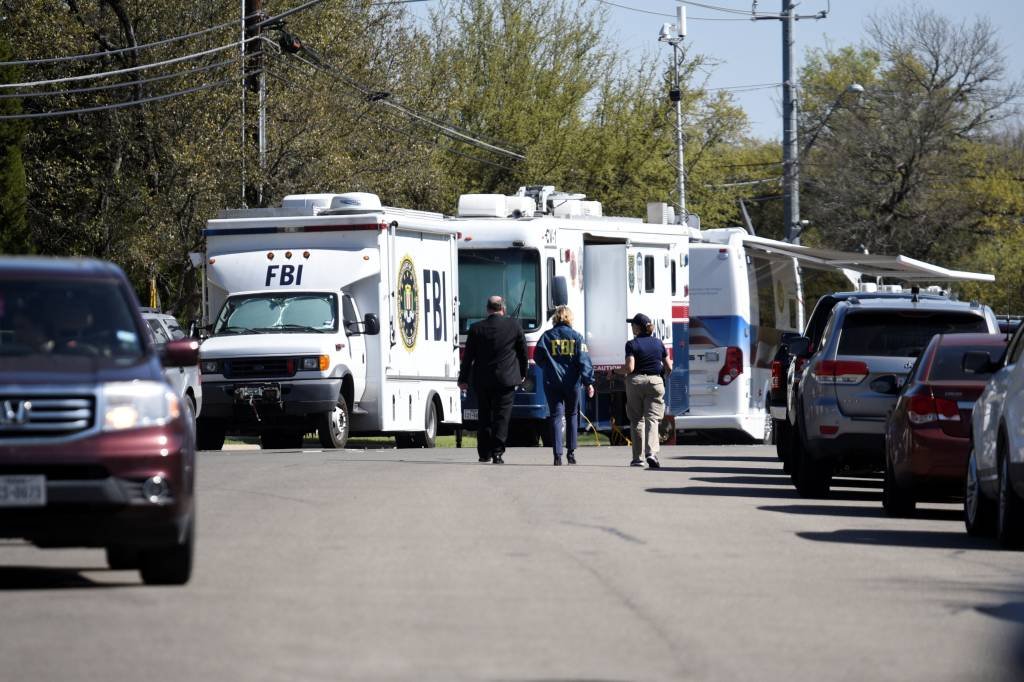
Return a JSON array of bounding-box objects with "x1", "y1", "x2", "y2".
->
[
  {"x1": 552, "y1": 276, "x2": 569, "y2": 307},
  {"x1": 363, "y1": 313, "x2": 380, "y2": 336},
  {"x1": 962, "y1": 350, "x2": 996, "y2": 375}
]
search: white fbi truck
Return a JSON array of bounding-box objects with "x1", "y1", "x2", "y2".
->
[
  {"x1": 195, "y1": 193, "x2": 462, "y2": 450},
  {"x1": 454, "y1": 186, "x2": 698, "y2": 444}
]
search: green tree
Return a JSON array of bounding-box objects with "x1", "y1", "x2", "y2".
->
[{"x1": 0, "y1": 30, "x2": 29, "y2": 254}]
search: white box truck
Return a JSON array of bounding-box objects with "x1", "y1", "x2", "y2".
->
[{"x1": 195, "y1": 192, "x2": 462, "y2": 450}]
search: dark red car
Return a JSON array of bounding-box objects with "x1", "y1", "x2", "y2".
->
[
  {"x1": 883, "y1": 333, "x2": 1008, "y2": 516},
  {"x1": 0, "y1": 258, "x2": 198, "y2": 584}
]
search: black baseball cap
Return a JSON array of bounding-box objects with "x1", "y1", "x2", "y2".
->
[{"x1": 627, "y1": 313, "x2": 651, "y2": 326}]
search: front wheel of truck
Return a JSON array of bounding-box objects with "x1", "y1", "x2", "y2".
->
[
  {"x1": 412, "y1": 400, "x2": 438, "y2": 448},
  {"x1": 318, "y1": 395, "x2": 350, "y2": 449},
  {"x1": 195, "y1": 419, "x2": 225, "y2": 451}
]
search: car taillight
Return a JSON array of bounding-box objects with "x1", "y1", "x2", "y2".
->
[
  {"x1": 771, "y1": 360, "x2": 782, "y2": 390},
  {"x1": 718, "y1": 346, "x2": 743, "y2": 385},
  {"x1": 813, "y1": 360, "x2": 869, "y2": 385},
  {"x1": 907, "y1": 393, "x2": 960, "y2": 425},
  {"x1": 794, "y1": 356, "x2": 808, "y2": 381}
]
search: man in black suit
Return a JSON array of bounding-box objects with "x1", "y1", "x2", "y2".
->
[{"x1": 458, "y1": 295, "x2": 528, "y2": 464}]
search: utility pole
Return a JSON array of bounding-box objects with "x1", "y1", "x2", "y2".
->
[
  {"x1": 753, "y1": 1, "x2": 828, "y2": 244},
  {"x1": 244, "y1": 0, "x2": 267, "y2": 206},
  {"x1": 781, "y1": 0, "x2": 798, "y2": 243},
  {"x1": 659, "y1": 5, "x2": 687, "y2": 222}
]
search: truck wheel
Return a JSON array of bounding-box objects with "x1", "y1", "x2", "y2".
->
[
  {"x1": 761, "y1": 406, "x2": 775, "y2": 445},
  {"x1": 882, "y1": 456, "x2": 915, "y2": 517},
  {"x1": 997, "y1": 452, "x2": 1024, "y2": 549},
  {"x1": 261, "y1": 430, "x2": 304, "y2": 450},
  {"x1": 139, "y1": 517, "x2": 194, "y2": 586},
  {"x1": 794, "y1": 416, "x2": 831, "y2": 498},
  {"x1": 775, "y1": 420, "x2": 791, "y2": 464},
  {"x1": 317, "y1": 395, "x2": 350, "y2": 449},
  {"x1": 412, "y1": 401, "x2": 438, "y2": 448},
  {"x1": 195, "y1": 420, "x2": 225, "y2": 451},
  {"x1": 965, "y1": 448, "x2": 996, "y2": 536}
]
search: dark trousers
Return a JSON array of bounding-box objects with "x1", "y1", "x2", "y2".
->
[
  {"x1": 476, "y1": 385, "x2": 515, "y2": 459},
  {"x1": 545, "y1": 386, "x2": 579, "y2": 456}
]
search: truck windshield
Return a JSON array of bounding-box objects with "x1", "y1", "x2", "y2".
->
[
  {"x1": 0, "y1": 279, "x2": 143, "y2": 364},
  {"x1": 213, "y1": 293, "x2": 338, "y2": 335},
  {"x1": 458, "y1": 249, "x2": 541, "y2": 333}
]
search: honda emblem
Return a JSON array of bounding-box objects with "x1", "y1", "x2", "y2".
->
[{"x1": 0, "y1": 400, "x2": 32, "y2": 426}]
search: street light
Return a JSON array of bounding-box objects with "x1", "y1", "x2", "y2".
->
[
  {"x1": 801, "y1": 83, "x2": 864, "y2": 158},
  {"x1": 659, "y1": 5, "x2": 687, "y2": 221},
  {"x1": 784, "y1": 82, "x2": 864, "y2": 243}
]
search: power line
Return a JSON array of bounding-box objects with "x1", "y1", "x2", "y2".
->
[
  {"x1": 0, "y1": 36, "x2": 262, "y2": 90},
  {"x1": 264, "y1": 65, "x2": 519, "y2": 172},
  {"x1": 589, "y1": 0, "x2": 763, "y2": 20},
  {"x1": 0, "y1": 70, "x2": 258, "y2": 120},
  {"x1": 0, "y1": 15, "x2": 255, "y2": 67},
  {"x1": 288, "y1": 52, "x2": 524, "y2": 160},
  {"x1": 0, "y1": 57, "x2": 238, "y2": 100}
]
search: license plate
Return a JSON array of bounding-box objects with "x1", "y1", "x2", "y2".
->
[
  {"x1": 463, "y1": 409, "x2": 478, "y2": 420},
  {"x1": 0, "y1": 476, "x2": 46, "y2": 507},
  {"x1": 235, "y1": 385, "x2": 281, "y2": 402}
]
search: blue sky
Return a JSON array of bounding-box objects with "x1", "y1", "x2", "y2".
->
[{"x1": 592, "y1": 0, "x2": 1024, "y2": 140}]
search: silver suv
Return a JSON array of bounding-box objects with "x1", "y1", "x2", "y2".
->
[
  {"x1": 141, "y1": 309, "x2": 202, "y2": 423},
  {"x1": 790, "y1": 296, "x2": 997, "y2": 497}
]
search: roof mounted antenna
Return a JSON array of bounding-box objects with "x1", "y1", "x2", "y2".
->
[{"x1": 911, "y1": 286, "x2": 920, "y2": 303}]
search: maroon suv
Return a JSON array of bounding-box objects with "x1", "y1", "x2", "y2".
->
[{"x1": 0, "y1": 258, "x2": 198, "y2": 585}]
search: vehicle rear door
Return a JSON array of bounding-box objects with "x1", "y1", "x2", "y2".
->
[{"x1": 833, "y1": 310, "x2": 989, "y2": 420}]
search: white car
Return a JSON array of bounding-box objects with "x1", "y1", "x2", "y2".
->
[
  {"x1": 141, "y1": 309, "x2": 202, "y2": 423},
  {"x1": 964, "y1": 324, "x2": 1024, "y2": 547}
]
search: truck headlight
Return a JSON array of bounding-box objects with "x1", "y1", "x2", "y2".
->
[
  {"x1": 200, "y1": 359, "x2": 222, "y2": 374},
  {"x1": 101, "y1": 381, "x2": 180, "y2": 431},
  {"x1": 300, "y1": 355, "x2": 330, "y2": 371}
]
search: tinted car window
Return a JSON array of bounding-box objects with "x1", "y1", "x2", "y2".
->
[
  {"x1": 837, "y1": 312, "x2": 987, "y2": 357},
  {"x1": 0, "y1": 280, "x2": 143, "y2": 363},
  {"x1": 929, "y1": 344, "x2": 1002, "y2": 380},
  {"x1": 147, "y1": 318, "x2": 170, "y2": 345},
  {"x1": 164, "y1": 319, "x2": 186, "y2": 340}
]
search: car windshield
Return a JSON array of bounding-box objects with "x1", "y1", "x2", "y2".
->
[
  {"x1": 838, "y1": 311, "x2": 988, "y2": 357},
  {"x1": 0, "y1": 279, "x2": 143, "y2": 364},
  {"x1": 929, "y1": 343, "x2": 1005, "y2": 381},
  {"x1": 458, "y1": 249, "x2": 541, "y2": 333},
  {"x1": 213, "y1": 293, "x2": 338, "y2": 335}
]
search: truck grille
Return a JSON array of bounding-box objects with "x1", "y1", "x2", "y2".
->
[
  {"x1": 224, "y1": 357, "x2": 296, "y2": 379},
  {"x1": 0, "y1": 396, "x2": 94, "y2": 439}
]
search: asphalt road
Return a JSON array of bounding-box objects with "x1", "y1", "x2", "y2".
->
[{"x1": 1, "y1": 442, "x2": 1023, "y2": 681}]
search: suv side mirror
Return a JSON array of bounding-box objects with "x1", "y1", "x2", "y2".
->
[
  {"x1": 787, "y1": 336, "x2": 812, "y2": 358},
  {"x1": 962, "y1": 350, "x2": 996, "y2": 375},
  {"x1": 362, "y1": 313, "x2": 380, "y2": 336},
  {"x1": 552, "y1": 276, "x2": 569, "y2": 307},
  {"x1": 162, "y1": 339, "x2": 199, "y2": 367}
]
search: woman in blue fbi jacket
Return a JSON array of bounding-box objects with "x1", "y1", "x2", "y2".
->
[{"x1": 534, "y1": 306, "x2": 595, "y2": 466}]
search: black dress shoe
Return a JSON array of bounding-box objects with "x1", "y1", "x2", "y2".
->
[
  {"x1": 553, "y1": 455, "x2": 562, "y2": 466},
  {"x1": 492, "y1": 454, "x2": 504, "y2": 464},
  {"x1": 478, "y1": 455, "x2": 492, "y2": 463},
  {"x1": 567, "y1": 452, "x2": 576, "y2": 465}
]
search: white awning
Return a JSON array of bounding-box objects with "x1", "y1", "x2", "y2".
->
[{"x1": 739, "y1": 235, "x2": 995, "y2": 283}]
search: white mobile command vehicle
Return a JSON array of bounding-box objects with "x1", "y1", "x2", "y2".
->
[
  {"x1": 195, "y1": 193, "x2": 462, "y2": 451},
  {"x1": 454, "y1": 185, "x2": 699, "y2": 445},
  {"x1": 681, "y1": 228, "x2": 803, "y2": 442}
]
